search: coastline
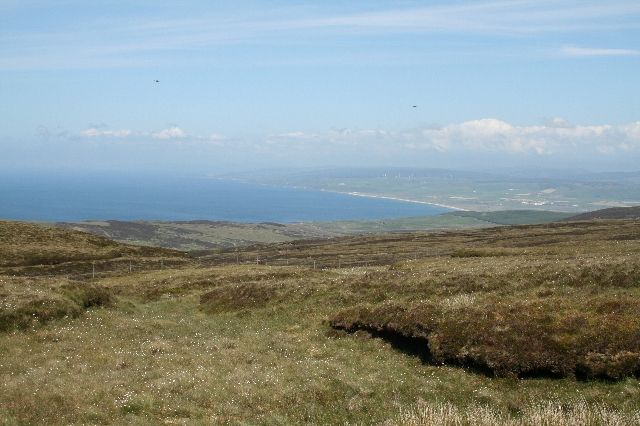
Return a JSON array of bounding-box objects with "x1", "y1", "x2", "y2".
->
[
  {"x1": 214, "y1": 176, "x2": 468, "y2": 211},
  {"x1": 327, "y1": 190, "x2": 468, "y2": 211}
]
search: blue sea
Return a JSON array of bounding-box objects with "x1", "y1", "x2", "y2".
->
[{"x1": 0, "y1": 172, "x2": 448, "y2": 222}]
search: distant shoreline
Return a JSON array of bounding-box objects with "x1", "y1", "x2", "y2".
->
[
  {"x1": 216, "y1": 177, "x2": 468, "y2": 212},
  {"x1": 326, "y1": 190, "x2": 468, "y2": 211}
]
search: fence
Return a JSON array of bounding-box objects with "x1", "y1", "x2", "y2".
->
[{"x1": 1, "y1": 249, "x2": 449, "y2": 280}]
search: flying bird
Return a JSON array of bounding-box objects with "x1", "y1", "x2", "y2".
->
[
  {"x1": 412, "y1": 105, "x2": 417, "y2": 108},
  {"x1": 154, "y1": 79, "x2": 160, "y2": 83}
]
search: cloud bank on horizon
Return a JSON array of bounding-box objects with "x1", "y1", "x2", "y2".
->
[
  {"x1": 16, "y1": 118, "x2": 636, "y2": 173},
  {"x1": 1, "y1": 0, "x2": 639, "y2": 172}
]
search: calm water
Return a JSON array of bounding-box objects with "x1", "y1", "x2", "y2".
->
[{"x1": 0, "y1": 173, "x2": 448, "y2": 222}]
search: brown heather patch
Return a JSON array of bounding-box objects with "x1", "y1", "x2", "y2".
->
[
  {"x1": 330, "y1": 295, "x2": 640, "y2": 379},
  {"x1": 199, "y1": 268, "x2": 320, "y2": 314},
  {"x1": 200, "y1": 282, "x2": 281, "y2": 313}
]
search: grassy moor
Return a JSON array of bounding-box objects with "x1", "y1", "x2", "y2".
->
[{"x1": 1, "y1": 218, "x2": 640, "y2": 424}]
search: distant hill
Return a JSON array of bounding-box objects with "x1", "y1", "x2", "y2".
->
[
  {"x1": 446, "y1": 210, "x2": 573, "y2": 225},
  {"x1": 56, "y1": 210, "x2": 577, "y2": 251},
  {"x1": 564, "y1": 206, "x2": 640, "y2": 221},
  {"x1": 0, "y1": 220, "x2": 186, "y2": 269}
]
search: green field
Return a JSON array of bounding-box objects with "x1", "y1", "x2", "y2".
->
[{"x1": 1, "y1": 219, "x2": 640, "y2": 424}]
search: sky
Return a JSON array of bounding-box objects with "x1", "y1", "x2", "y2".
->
[{"x1": 1, "y1": 0, "x2": 639, "y2": 173}]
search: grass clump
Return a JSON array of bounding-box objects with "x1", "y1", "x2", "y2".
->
[
  {"x1": 200, "y1": 281, "x2": 290, "y2": 313},
  {"x1": 0, "y1": 277, "x2": 112, "y2": 331}
]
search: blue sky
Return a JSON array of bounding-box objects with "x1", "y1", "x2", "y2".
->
[{"x1": 1, "y1": 0, "x2": 639, "y2": 172}]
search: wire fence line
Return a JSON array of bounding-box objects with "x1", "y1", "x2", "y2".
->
[
  {"x1": 198, "y1": 248, "x2": 448, "y2": 270},
  {"x1": 2, "y1": 249, "x2": 449, "y2": 280}
]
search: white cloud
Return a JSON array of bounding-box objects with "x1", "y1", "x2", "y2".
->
[
  {"x1": 269, "y1": 119, "x2": 640, "y2": 156},
  {"x1": 151, "y1": 127, "x2": 187, "y2": 139},
  {"x1": 80, "y1": 128, "x2": 132, "y2": 138},
  {"x1": 560, "y1": 46, "x2": 640, "y2": 57}
]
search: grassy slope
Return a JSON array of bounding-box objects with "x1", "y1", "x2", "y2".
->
[
  {"x1": 0, "y1": 221, "x2": 189, "y2": 332},
  {"x1": 0, "y1": 220, "x2": 185, "y2": 268},
  {"x1": 1, "y1": 220, "x2": 640, "y2": 424}
]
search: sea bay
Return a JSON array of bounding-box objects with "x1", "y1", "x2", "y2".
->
[{"x1": 0, "y1": 172, "x2": 448, "y2": 222}]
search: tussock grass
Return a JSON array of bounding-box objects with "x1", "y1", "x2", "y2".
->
[
  {"x1": 0, "y1": 276, "x2": 112, "y2": 331},
  {"x1": 200, "y1": 282, "x2": 281, "y2": 313}
]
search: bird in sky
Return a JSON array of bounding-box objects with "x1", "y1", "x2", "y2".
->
[
  {"x1": 412, "y1": 105, "x2": 417, "y2": 108},
  {"x1": 154, "y1": 79, "x2": 160, "y2": 83}
]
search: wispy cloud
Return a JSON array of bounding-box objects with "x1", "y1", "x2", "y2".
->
[
  {"x1": 560, "y1": 46, "x2": 640, "y2": 57},
  {"x1": 2, "y1": 0, "x2": 640, "y2": 69},
  {"x1": 80, "y1": 128, "x2": 132, "y2": 138},
  {"x1": 77, "y1": 126, "x2": 229, "y2": 146}
]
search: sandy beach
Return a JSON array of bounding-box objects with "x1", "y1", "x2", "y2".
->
[{"x1": 329, "y1": 190, "x2": 468, "y2": 211}]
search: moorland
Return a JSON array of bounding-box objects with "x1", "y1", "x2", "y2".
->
[{"x1": 1, "y1": 216, "x2": 640, "y2": 424}]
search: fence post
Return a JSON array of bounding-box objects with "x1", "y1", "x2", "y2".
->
[{"x1": 92, "y1": 261, "x2": 95, "y2": 279}]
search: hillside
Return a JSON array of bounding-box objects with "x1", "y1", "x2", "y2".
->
[
  {"x1": 564, "y1": 205, "x2": 640, "y2": 221},
  {"x1": 56, "y1": 210, "x2": 570, "y2": 251},
  {"x1": 0, "y1": 220, "x2": 189, "y2": 272},
  {"x1": 1, "y1": 219, "x2": 640, "y2": 424}
]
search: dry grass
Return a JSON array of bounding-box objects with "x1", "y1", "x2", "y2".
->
[
  {"x1": 392, "y1": 400, "x2": 640, "y2": 425},
  {"x1": 1, "y1": 219, "x2": 640, "y2": 423}
]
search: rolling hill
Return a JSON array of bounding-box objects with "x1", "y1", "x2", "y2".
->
[{"x1": 564, "y1": 205, "x2": 640, "y2": 221}]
